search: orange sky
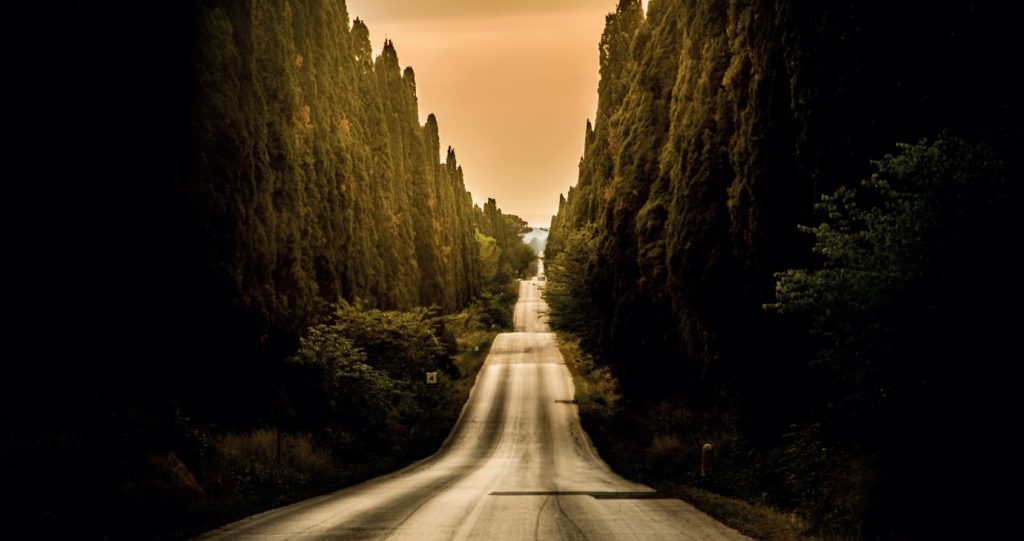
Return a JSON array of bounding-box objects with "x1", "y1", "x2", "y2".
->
[{"x1": 345, "y1": 0, "x2": 646, "y2": 227}]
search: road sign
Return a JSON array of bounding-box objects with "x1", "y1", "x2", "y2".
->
[{"x1": 426, "y1": 371, "x2": 438, "y2": 384}]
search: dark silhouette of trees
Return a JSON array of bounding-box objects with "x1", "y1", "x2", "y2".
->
[
  {"x1": 7, "y1": 2, "x2": 537, "y2": 538},
  {"x1": 546, "y1": 1, "x2": 1021, "y2": 537}
]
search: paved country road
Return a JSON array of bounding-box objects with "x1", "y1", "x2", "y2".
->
[{"x1": 196, "y1": 276, "x2": 749, "y2": 540}]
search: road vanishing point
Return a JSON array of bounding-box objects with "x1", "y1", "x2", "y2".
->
[{"x1": 197, "y1": 268, "x2": 750, "y2": 540}]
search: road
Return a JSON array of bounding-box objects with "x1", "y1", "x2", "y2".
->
[{"x1": 197, "y1": 276, "x2": 749, "y2": 540}]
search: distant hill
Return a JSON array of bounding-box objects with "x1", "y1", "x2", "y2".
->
[{"x1": 523, "y1": 228, "x2": 549, "y2": 255}]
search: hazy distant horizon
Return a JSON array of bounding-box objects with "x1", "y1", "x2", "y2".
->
[{"x1": 520, "y1": 213, "x2": 555, "y2": 229}]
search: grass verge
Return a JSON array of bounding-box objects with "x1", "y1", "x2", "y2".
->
[{"x1": 666, "y1": 485, "x2": 827, "y2": 541}]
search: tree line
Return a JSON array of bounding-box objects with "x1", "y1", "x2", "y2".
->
[
  {"x1": 545, "y1": 1, "x2": 1020, "y2": 538},
  {"x1": 76, "y1": 0, "x2": 533, "y2": 425},
  {"x1": 7, "y1": 1, "x2": 533, "y2": 538}
]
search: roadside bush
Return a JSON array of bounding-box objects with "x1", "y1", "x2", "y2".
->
[{"x1": 286, "y1": 303, "x2": 465, "y2": 462}]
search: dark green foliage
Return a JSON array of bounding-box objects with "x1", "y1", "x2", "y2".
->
[
  {"x1": 325, "y1": 305, "x2": 455, "y2": 379},
  {"x1": 117, "y1": 0, "x2": 506, "y2": 428},
  {"x1": 9, "y1": 1, "x2": 535, "y2": 538},
  {"x1": 470, "y1": 199, "x2": 535, "y2": 326},
  {"x1": 475, "y1": 280, "x2": 520, "y2": 330},
  {"x1": 154, "y1": 0, "x2": 538, "y2": 423},
  {"x1": 289, "y1": 319, "x2": 400, "y2": 432},
  {"x1": 772, "y1": 138, "x2": 1009, "y2": 393},
  {"x1": 475, "y1": 198, "x2": 536, "y2": 281},
  {"x1": 547, "y1": 0, "x2": 1021, "y2": 537},
  {"x1": 769, "y1": 138, "x2": 1016, "y2": 530},
  {"x1": 288, "y1": 304, "x2": 460, "y2": 458},
  {"x1": 191, "y1": 2, "x2": 482, "y2": 329},
  {"x1": 545, "y1": 225, "x2": 603, "y2": 347}
]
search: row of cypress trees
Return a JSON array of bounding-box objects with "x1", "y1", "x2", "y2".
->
[
  {"x1": 159, "y1": 0, "x2": 533, "y2": 417},
  {"x1": 545, "y1": 0, "x2": 1020, "y2": 536},
  {"x1": 9, "y1": 2, "x2": 536, "y2": 537}
]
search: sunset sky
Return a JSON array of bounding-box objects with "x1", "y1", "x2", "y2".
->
[{"x1": 345, "y1": 0, "x2": 647, "y2": 227}]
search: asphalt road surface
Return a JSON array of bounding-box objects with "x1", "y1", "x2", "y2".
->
[{"x1": 197, "y1": 277, "x2": 749, "y2": 540}]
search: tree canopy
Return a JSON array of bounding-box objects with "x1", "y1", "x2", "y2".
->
[{"x1": 545, "y1": 1, "x2": 1020, "y2": 536}]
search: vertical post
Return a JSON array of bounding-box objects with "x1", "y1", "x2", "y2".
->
[
  {"x1": 276, "y1": 427, "x2": 283, "y2": 466},
  {"x1": 700, "y1": 443, "x2": 714, "y2": 478}
]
